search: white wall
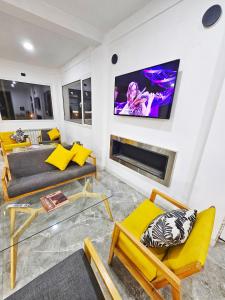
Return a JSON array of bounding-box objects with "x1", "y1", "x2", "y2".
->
[
  {"x1": 59, "y1": 47, "x2": 108, "y2": 167},
  {"x1": 0, "y1": 58, "x2": 62, "y2": 132},
  {"x1": 189, "y1": 78, "x2": 225, "y2": 242},
  {"x1": 104, "y1": 0, "x2": 225, "y2": 201},
  {"x1": 60, "y1": 0, "x2": 225, "y2": 240}
]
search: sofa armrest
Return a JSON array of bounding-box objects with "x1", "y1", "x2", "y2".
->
[
  {"x1": 2, "y1": 166, "x2": 9, "y2": 201},
  {"x1": 84, "y1": 238, "x2": 121, "y2": 300},
  {"x1": 38, "y1": 134, "x2": 42, "y2": 144},
  {"x1": 110, "y1": 222, "x2": 181, "y2": 296},
  {"x1": 150, "y1": 189, "x2": 188, "y2": 209},
  {"x1": 88, "y1": 153, "x2": 96, "y2": 166},
  {"x1": 26, "y1": 136, "x2": 31, "y2": 144}
]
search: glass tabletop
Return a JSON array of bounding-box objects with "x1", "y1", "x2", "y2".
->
[{"x1": 0, "y1": 176, "x2": 112, "y2": 253}]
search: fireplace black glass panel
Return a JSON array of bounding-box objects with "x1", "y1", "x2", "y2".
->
[{"x1": 112, "y1": 140, "x2": 168, "y2": 179}]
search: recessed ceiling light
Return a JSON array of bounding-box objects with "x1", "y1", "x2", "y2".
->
[{"x1": 23, "y1": 41, "x2": 34, "y2": 52}]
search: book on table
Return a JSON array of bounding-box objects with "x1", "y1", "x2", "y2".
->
[{"x1": 40, "y1": 191, "x2": 68, "y2": 212}]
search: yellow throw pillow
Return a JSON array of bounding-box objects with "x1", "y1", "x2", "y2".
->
[
  {"x1": 45, "y1": 144, "x2": 74, "y2": 171},
  {"x1": 70, "y1": 143, "x2": 82, "y2": 156},
  {"x1": 71, "y1": 145, "x2": 92, "y2": 166},
  {"x1": 47, "y1": 128, "x2": 60, "y2": 141}
]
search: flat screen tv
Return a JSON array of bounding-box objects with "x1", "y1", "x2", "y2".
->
[{"x1": 114, "y1": 59, "x2": 180, "y2": 119}]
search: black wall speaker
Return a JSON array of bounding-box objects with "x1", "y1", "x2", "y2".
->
[
  {"x1": 111, "y1": 54, "x2": 118, "y2": 64},
  {"x1": 202, "y1": 5, "x2": 222, "y2": 27},
  {"x1": 21, "y1": 72, "x2": 26, "y2": 77}
]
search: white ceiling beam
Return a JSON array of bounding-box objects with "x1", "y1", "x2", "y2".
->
[{"x1": 0, "y1": 0, "x2": 103, "y2": 45}]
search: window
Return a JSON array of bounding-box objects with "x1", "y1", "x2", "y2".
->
[
  {"x1": 0, "y1": 79, "x2": 53, "y2": 120},
  {"x1": 63, "y1": 77, "x2": 92, "y2": 125}
]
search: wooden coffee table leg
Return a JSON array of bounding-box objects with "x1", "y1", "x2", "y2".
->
[
  {"x1": 10, "y1": 237, "x2": 18, "y2": 289},
  {"x1": 9, "y1": 208, "x2": 16, "y2": 236},
  {"x1": 103, "y1": 197, "x2": 113, "y2": 221},
  {"x1": 8, "y1": 208, "x2": 40, "y2": 289}
]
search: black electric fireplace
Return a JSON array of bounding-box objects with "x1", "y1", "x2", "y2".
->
[{"x1": 110, "y1": 135, "x2": 176, "y2": 186}]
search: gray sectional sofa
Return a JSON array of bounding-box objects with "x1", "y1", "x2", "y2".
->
[{"x1": 2, "y1": 147, "x2": 96, "y2": 201}]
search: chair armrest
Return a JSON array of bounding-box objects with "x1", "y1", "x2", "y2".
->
[
  {"x1": 150, "y1": 189, "x2": 189, "y2": 209},
  {"x1": 84, "y1": 238, "x2": 121, "y2": 300},
  {"x1": 114, "y1": 222, "x2": 181, "y2": 294}
]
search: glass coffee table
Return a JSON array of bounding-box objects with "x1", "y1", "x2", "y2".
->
[{"x1": 0, "y1": 177, "x2": 113, "y2": 290}]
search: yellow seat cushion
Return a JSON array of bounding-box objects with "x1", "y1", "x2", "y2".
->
[
  {"x1": 160, "y1": 207, "x2": 215, "y2": 274},
  {"x1": 117, "y1": 200, "x2": 167, "y2": 281},
  {"x1": 0, "y1": 132, "x2": 16, "y2": 144},
  {"x1": 4, "y1": 141, "x2": 31, "y2": 151},
  {"x1": 71, "y1": 144, "x2": 92, "y2": 166},
  {"x1": 45, "y1": 144, "x2": 74, "y2": 171},
  {"x1": 47, "y1": 128, "x2": 60, "y2": 141}
]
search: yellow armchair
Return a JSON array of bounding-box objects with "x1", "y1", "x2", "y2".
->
[
  {"x1": 108, "y1": 189, "x2": 215, "y2": 300},
  {"x1": 0, "y1": 131, "x2": 31, "y2": 154}
]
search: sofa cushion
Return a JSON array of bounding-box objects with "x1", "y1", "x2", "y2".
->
[
  {"x1": 41, "y1": 129, "x2": 51, "y2": 142},
  {"x1": 5, "y1": 249, "x2": 104, "y2": 300},
  {"x1": 45, "y1": 144, "x2": 74, "y2": 171},
  {"x1": 117, "y1": 200, "x2": 167, "y2": 282},
  {"x1": 71, "y1": 144, "x2": 92, "y2": 166},
  {"x1": 8, "y1": 163, "x2": 96, "y2": 197},
  {"x1": 8, "y1": 149, "x2": 61, "y2": 178}
]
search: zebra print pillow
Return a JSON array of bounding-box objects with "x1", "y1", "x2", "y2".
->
[{"x1": 140, "y1": 209, "x2": 197, "y2": 248}]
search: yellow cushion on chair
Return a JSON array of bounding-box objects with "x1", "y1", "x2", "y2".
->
[
  {"x1": 0, "y1": 132, "x2": 16, "y2": 144},
  {"x1": 4, "y1": 141, "x2": 31, "y2": 151},
  {"x1": 45, "y1": 144, "x2": 74, "y2": 171},
  {"x1": 161, "y1": 206, "x2": 216, "y2": 273},
  {"x1": 47, "y1": 128, "x2": 60, "y2": 141},
  {"x1": 117, "y1": 199, "x2": 167, "y2": 282}
]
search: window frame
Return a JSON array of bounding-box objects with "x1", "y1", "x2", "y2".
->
[{"x1": 62, "y1": 76, "x2": 92, "y2": 127}]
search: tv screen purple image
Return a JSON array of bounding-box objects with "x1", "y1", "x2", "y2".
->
[{"x1": 114, "y1": 59, "x2": 180, "y2": 119}]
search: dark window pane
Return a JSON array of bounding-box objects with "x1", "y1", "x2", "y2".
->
[
  {"x1": 63, "y1": 80, "x2": 82, "y2": 124},
  {"x1": 0, "y1": 79, "x2": 53, "y2": 120},
  {"x1": 82, "y1": 78, "x2": 92, "y2": 125}
]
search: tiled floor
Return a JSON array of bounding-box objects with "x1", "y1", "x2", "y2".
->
[{"x1": 0, "y1": 156, "x2": 225, "y2": 299}]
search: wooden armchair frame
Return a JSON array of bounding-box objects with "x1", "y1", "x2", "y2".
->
[
  {"x1": 0, "y1": 138, "x2": 31, "y2": 156},
  {"x1": 108, "y1": 189, "x2": 204, "y2": 300},
  {"x1": 84, "y1": 238, "x2": 121, "y2": 299},
  {"x1": 2, "y1": 153, "x2": 97, "y2": 202}
]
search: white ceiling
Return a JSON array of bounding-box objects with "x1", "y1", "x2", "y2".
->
[
  {"x1": 0, "y1": 10, "x2": 90, "y2": 68},
  {"x1": 0, "y1": 0, "x2": 150, "y2": 68},
  {"x1": 43, "y1": 0, "x2": 150, "y2": 33}
]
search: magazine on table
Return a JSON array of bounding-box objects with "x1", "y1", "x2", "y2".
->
[{"x1": 40, "y1": 191, "x2": 68, "y2": 212}]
